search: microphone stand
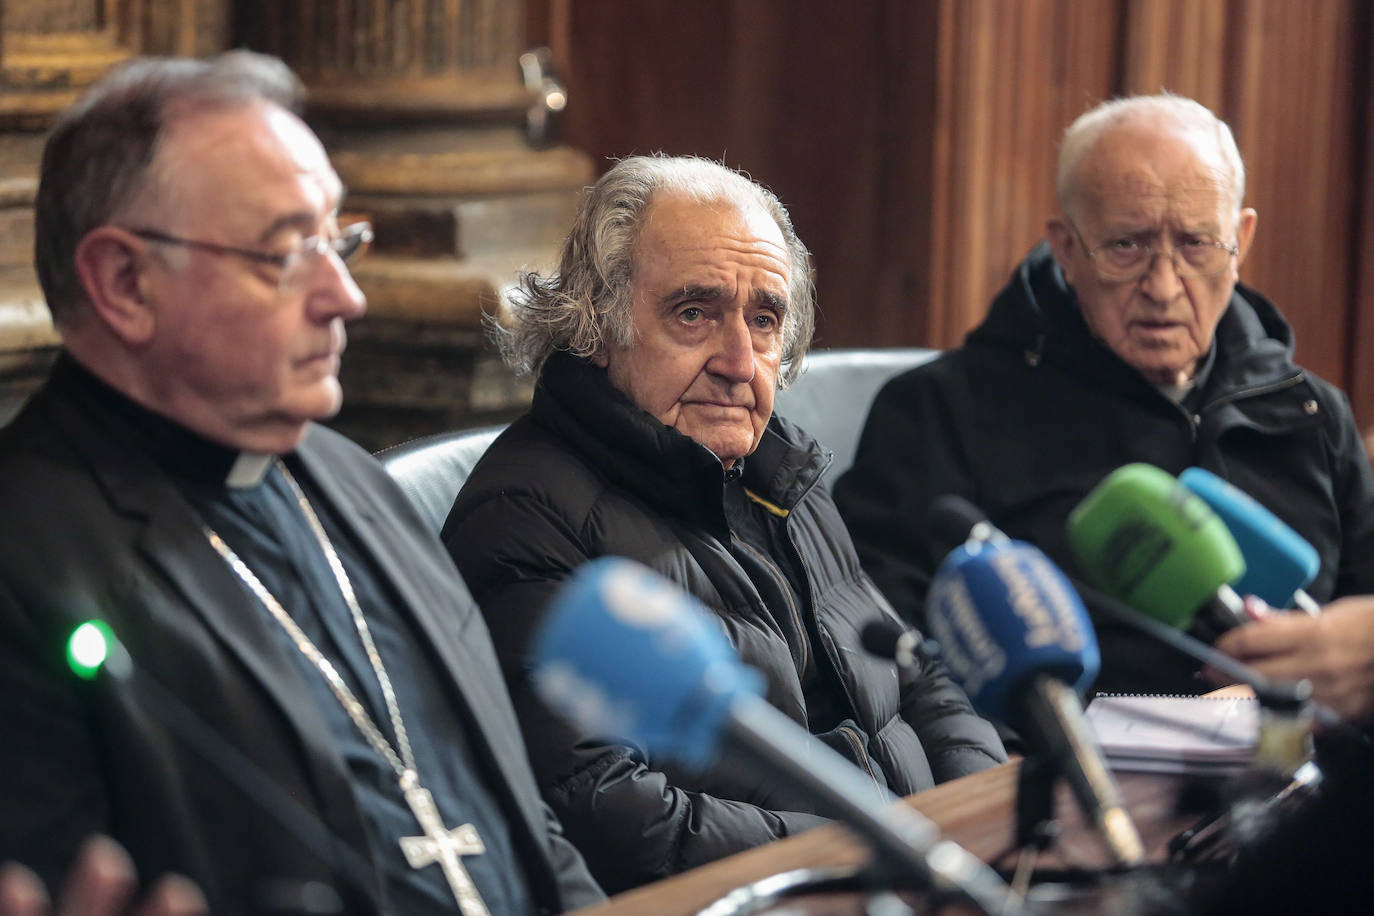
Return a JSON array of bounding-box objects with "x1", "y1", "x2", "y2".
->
[
  {"x1": 723, "y1": 697, "x2": 1032, "y2": 916},
  {"x1": 1069, "y1": 578, "x2": 1325, "y2": 718},
  {"x1": 1009, "y1": 755, "x2": 1059, "y2": 897}
]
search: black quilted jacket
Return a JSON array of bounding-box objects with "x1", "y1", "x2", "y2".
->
[
  {"x1": 442, "y1": 351, "x2": 1005, "y2": 894},
  {"x1": 835, "y1": 243, "x2": 1374, "y2": 695}
]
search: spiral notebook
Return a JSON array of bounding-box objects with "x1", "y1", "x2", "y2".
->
[{"x1": 1084, "y1": 693, "x2": 1258, "y2": 775}]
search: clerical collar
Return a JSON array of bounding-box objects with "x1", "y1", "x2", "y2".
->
[{"x1": 59, "y1": 355, "x2": 275, "y2": 488}]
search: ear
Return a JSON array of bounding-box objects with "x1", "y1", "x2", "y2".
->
[
  {"x1": 1045, "y1": 217, "x2": 1079, "y2": 285},
  {"x1": 1234, "y1": 207, "x2": 1258, "y2": 268},
  {"x1": 589, "y1": 348, "x2": 609, "y2": 368},
  {"x1": 72, "y1": 227, "x2": 158, "y2": 345}
]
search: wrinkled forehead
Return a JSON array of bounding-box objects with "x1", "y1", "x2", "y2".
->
[
  {"x1": 636, "y1": 192, "x2": 790, "y2": 275},
  {"x1": 1073, "y1": 124, "x2": 1237, "y2": 229}
]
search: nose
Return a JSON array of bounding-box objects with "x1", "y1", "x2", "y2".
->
[
  {"x1": 306, "y1": 247, "x2": 367, "y2": 322},
  {"x1": 706, "y1": 310, "x2": 756, "y2": 384},
  {"x1": 1138, "y1": 246, "x2": 1184, "y2": 301}
]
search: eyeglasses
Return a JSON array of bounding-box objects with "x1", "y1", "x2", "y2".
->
[
  {"x1": 129, "y1": 221, "x2": 373, "y2": 292},
  {"x1": 1069, "y1": 221, "x2": 1239, "y2": 283}
]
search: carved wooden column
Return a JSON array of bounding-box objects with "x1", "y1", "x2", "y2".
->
[
  {"x1": 0, "y1": 0, "x2": 230, "y2": 426},
  {"x1": 240, "y1": 0, "x2": 593, "y2": 449}
]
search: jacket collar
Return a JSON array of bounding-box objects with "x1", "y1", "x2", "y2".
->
[
  {"x1": 51, "y1": 355, "x2": 274, "y2": 487},
  {"x1": 531, "y1": 351, "x2": 827, "y2": 538},
  {"x1": 968, "y1": 241, "x2": 1300, "y2": 402}
]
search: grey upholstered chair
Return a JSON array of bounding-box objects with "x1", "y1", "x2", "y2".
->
[
  {"x1": 378, "y1": 348, "x2": 938, "y2": 534},
  {"x1": 375, "y1": 424, "x2": 505, "y2": 535},
  {"x1": 774, "y1": 347, "x2": 938, "y2": 485}
]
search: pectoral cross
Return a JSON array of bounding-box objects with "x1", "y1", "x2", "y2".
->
[{"x1": 400, "y1": 777, "x2": 491, "y2": 916}]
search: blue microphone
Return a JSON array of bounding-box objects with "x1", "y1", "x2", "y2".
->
[
  {"x1": 926, "y1": 533, "x2": 1144, "y2": 868},
  {"x1": 532, "y1": 557, "x2": 1026, "y2": 916},
  {"x1": 927, "y1": 535, "x2": 1100, "y2": 709},
  {"x1": 531, "y1": 556, "x2": 763, "y2": 769},
  {"x1": 1178, "y1": 468, "x2": 1321, "y2": 615}
]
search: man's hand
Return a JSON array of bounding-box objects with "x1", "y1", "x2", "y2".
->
[
  {"x1": 1212, "y1": 595, "x2": 1374, "y2": 723},
  {"x1": 0, "y1": 836, "x2": 206, "y2": 916}
]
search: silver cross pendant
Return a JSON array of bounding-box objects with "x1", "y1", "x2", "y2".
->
[{"x1": 399, "y1": 776, "x2": 491, "y2": 916}]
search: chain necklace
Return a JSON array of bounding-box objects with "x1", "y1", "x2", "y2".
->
[{"x1": 204, "y1": 460, "x2": 491, "y2": 916}]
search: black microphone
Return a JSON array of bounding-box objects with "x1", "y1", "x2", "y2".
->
[
  {"x1": 929, "y1": 495, "x2": 1007, "y2": 550},
  {"x1": 859, "y1": 618, "x2": 941, "y2": 669}
]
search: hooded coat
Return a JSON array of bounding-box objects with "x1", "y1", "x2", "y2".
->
[
  {"x1": 442, "y1": 351, "x2": 1005, "y2": 893},
  {"x1": 834, "y1": 243, "x2": 1374, "y2": 695}
]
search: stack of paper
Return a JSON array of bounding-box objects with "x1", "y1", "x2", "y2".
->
[{"x1": 1084, "y1": 694, "x2": 1258, "y2": 775}]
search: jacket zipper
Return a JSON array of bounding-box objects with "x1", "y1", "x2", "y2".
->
[
  {"x1": 730, "y1": 467, "x2": 828, "y2": 696},
  {"x1": 776, "y1": 473, "x2": 871, "y2": 722},
  {"x1": 1199, "y1": 371, "x2": 1305, "y2": 414},
  {"x1": 1174, "y1": 371, "x2": 1306, "y2": 441},
  {"x1": 739, "y1": 469, "x2": 881, "y2": 776},
  {"x1": 837, "y1": 722, "x2": 881, "y2": 785},
  {"x1": 733, "y1": 537, "x2": 809, "y2": 678}
]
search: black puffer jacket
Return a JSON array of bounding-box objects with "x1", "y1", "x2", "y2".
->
[
  {"x1": 442, "y1": 352, "x2": 1005, "y2": 893},
  {"x1": 835, "y1": 243, "x2": 1374, "y2": 695}
]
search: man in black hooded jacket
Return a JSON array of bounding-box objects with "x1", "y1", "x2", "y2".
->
[
  {"x1": 443, "y1": 155, "x2": 1005, "y2": 894},
  {"x1": 835, "y1": 95, "x2": 1374, "y2": 696}
]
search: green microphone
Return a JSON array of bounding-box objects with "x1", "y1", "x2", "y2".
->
[{"x1": 1067, "y1": 463, "x2": 1246, "y2": 631}]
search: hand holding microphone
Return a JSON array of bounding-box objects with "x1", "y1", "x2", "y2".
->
[{"x1": 1213, "y1": 595, "x2": 1374, "y2": 724}]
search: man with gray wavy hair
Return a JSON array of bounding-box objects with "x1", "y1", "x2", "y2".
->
[
  {"x1": 836, "y1": 94, "x2": 1374, "y2": 696},
  {"x1": 494, "y1": 154, "x2": 817, "y2": 437},
  {"x1": 444, "y1": 154, "x2": 1004, "y2": 893}
]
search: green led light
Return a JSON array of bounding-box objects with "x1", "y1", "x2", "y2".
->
[{"x1": 67, "y1": 620, "x2": 115, "y2": 680}]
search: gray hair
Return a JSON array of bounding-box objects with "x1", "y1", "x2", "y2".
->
[
  {"x1": 492, "y1": 154, "x2": 816, "y2": 388},
  {"x1": 1056, "y1": 93, "x2": 1246, "y2": 220},
  {"x1": 35, "y1": 51, "x2": 303, "y2": 327}
]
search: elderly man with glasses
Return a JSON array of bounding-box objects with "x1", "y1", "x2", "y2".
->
[
  {"x1": 0, "y1": 52, "x2": 604, "y2": 915},
  {"x1": 835, "y1": 94, "x2": 1374, "y2": 696}
]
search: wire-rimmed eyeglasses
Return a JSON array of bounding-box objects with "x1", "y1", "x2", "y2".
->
[
  {"x1": 129, "y1": 221, "x2": 373, "y2": 292},
  {"x1": 1068, "y1": 221, "x2": 1239, "y2": 283}
]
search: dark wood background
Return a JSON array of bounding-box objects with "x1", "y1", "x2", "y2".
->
[{"x1": 529, "y1": 0, "x2": 1374, "y2": 430}]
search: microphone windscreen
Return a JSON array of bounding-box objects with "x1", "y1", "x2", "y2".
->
[
  {"x1": 1179, "y1": 467, "x2": 1320, "y2": 608},
  {"x1": 925, "y1": 539, "x2": 1099, "y2": 722},
  {"x1": 530, "y1": 557, "x2": 761, "y2": 768},
  {"x1": 1067, "y1": 464, "x2": 1244, "y2": 629},
  {"x1": 860, "y1": 619, "x2": 904, "y2": 659},
  {"x1": 929, "y1": 494, "x2": 989, "y2": 549}
]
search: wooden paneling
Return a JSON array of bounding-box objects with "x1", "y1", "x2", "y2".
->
[
  {"x1": 543, "y1": 0, "x2": 902, "y2": 348},
  {"x1": 1225, "y1": 0, "x2": 1363, "y2": 393},
  {"x1": 534, "y1": 0, "x2": 1124, "y2": 349},
  {"x1": 926, "y1": 0, "x2": 1119, "y2": 347},
  {"x1": 1121, "y1": 0, "x2": 1229, "y2": 110},
  {"x1": 1351, "y1": 6, "x2": 1374, "y2": 431}
]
